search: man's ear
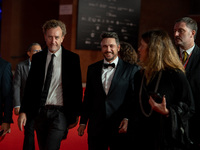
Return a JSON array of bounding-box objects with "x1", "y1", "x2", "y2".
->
[
  {"x1": 118, "y1": 45, "x2": 120, "y2": 52},
  {"x1": 192, "y1": 30, "x2": 196, "y2": 38},
  {"x1": 27, "y1": 51, "x2": 31, "y2": 57},
  {"x1": 61, "y1": 36, "x2": 64, "y2": 43}
]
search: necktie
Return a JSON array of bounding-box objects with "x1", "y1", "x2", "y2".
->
[
  {"x1": 104, "y1": 63, "x2": 115, "y2": 68},
  {"x1": 182, "y1": 51, "x2": 188, "y2": 64},
  {"x1": 40, "y1": 54, "x2": 55, "y2": 106}
]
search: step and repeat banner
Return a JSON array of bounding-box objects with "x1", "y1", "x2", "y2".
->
[{"x1": 76, "y1": 0, "x2": 141, "y2": 50}]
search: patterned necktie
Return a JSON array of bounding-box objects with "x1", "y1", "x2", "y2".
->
[
  {"x1": 182, "y1": 51, "x2": 188, "y2": 64},
  {"x1": 40, "y1": 54, "x2": 55, "y2": 106}
]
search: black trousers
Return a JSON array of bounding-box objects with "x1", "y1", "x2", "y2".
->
[
  {"x1": 35, "y1": 106, "x2": 68, "y2": 150},
  {"x1": 23, "y1": 118, "x2": 35, "y2": 150}
]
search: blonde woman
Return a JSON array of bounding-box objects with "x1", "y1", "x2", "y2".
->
[{"x1": 128, "y1": 30, "x2": 195, "y2": 150}]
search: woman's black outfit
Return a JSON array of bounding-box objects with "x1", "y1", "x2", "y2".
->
[{"x1": 128, "y1": 69, "x2": 195, "y2": 150}]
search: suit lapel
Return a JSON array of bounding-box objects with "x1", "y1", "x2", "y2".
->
[
  {"x1": 97, "y1": 60, "x2": 106, "y2": 95},
  {"x1": 61, "y1": 47, "x2": 73, "y2": 84},
  {"x1": 40, "y1": 48, "x2": 48, "y2": 84},
  {"x1": 185, "y1": 45, "x2": 200, "y2": 74},
  {"x1": 23, "y1": 59, "x2": 30, "y2": 78},
  {"x1": 107, "y1": 59, "x2": 124, "y2": 95}
]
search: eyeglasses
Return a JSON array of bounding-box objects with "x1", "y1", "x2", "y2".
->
[{"x1": 33, "y1": 50, "x2": 42, "y2": 53}]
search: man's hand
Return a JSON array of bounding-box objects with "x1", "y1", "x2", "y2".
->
[
  {"x1": 0, "y1": 123, "x2": 11, "y2": 142},
  {"x1": 118, "y1": 119, "x2": 128, "y2": 133},
  {"x1": 18, "y1": 113, "x2": 27, "y2": 131},
  {"x1": 14, "y1": 107, "x2": 20, "y2": 115},
  {"x1": 77, "y1": 124, "x2": 86, "y2": 136}
]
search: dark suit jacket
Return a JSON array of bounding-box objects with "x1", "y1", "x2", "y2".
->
[
  {"x1": 20, "y1": 46, "x2": 82, "y2": 125},
  {"x1": 182, "y1": 44, "x2": 200, "y2": 144},
  {"x1": 80, "y1": 58, "x2": 139, "y2": 136},
  {"x1": 0, "y1": 57, "x2": 13, "y2": 124},
  {"x1": 13, "y1": 59, "x2": 30, "y2": 107}
]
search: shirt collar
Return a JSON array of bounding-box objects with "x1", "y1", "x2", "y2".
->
[
  {"x1": 28, "y1": 58, "x2": 31, "y2": 67},
  {"x1": 48, "y1": 47, "x2": 62, "y2": 57},
  {"x1": 180, "y1": 44, "x2": 195, "y2": 56}
]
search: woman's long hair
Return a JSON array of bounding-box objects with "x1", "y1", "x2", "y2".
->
[{"x1": 139, "y1": 29, "x2": 185, "y2": 84}]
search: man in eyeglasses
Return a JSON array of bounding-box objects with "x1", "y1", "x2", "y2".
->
[{"x1": 13, "y1": 42, "x2": 42, "y2": 150}]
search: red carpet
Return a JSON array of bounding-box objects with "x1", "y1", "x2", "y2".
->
[
  {"x1": 0, "y1": 114, "x2": 88, "y2": 150},
  {"x1": 0, "y1": 88, "x2": 88, "y2": 150}
]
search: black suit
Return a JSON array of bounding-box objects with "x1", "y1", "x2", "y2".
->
[
  {"x1": 20, "y1": 46, "x2": 82, "y2": 150},
  {"x1": 0, "y1": 57, "x2": 13, "y2": 125},
  {"x1": 181, "y1": 45, "x2": 200, "y2": 149},
  {"x1": 80, "y1": 58, "x2": 139, "y2": 150}
]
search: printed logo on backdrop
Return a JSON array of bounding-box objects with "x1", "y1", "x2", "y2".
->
[{"x1": 76, "y1": 0, "x2": 141, "y2": 50}]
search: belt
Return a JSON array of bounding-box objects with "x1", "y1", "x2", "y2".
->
[{"x1": 41, "y1": 105, "x2": 64, "y2": 111}]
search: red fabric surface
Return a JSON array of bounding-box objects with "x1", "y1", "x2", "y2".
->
[{"x1": 0, "y1": 88, "x2": 87, "y2": 150}]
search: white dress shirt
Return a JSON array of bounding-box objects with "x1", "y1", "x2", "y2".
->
[
  {"x1": 44, "y1": 47, "x2": 63, "y2": 106},
  {"x1": 101, "y1": 57, "x2": 118, "y2": 95}
]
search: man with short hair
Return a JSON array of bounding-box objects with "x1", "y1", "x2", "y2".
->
[
  {"x1": 174, "y1": 16, "x2": 200, "y2": 150},
  {"x1": 13, "y1": 42, "x2": 42, "y2": 150},
  {"x1": 13, "y1": 42, "x2": 42, "y2": 115},
  {"x1": 77, "y1": 32, "x2": 139, "y2": 150},
  {"x1": 18, "y1": 20, "x2": 82, "y2": 150}
]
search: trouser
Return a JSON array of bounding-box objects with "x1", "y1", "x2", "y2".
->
[
  {"x1": 35, "y1": 106, "x2": 68, "y2": 150},
  {"x1": 23, "y1": 118, "x2": 35, "y2": 150}
]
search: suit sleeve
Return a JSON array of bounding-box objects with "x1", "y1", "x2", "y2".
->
[
  {"x1": 72, "y1": 54, "x2": 83, "y2": 116},
  {"x1": 169, "y1": 71, "x2": 195, "y2": 120},
  {"x1": 13, "y1": 63, "x2": 22, "y2": 107},
  {"x1": 2, "y1": 62, "x2": 13, "y2": 123},
  {"x1": 79, "y1": 66, "x2": 92, "y2": 125}
]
